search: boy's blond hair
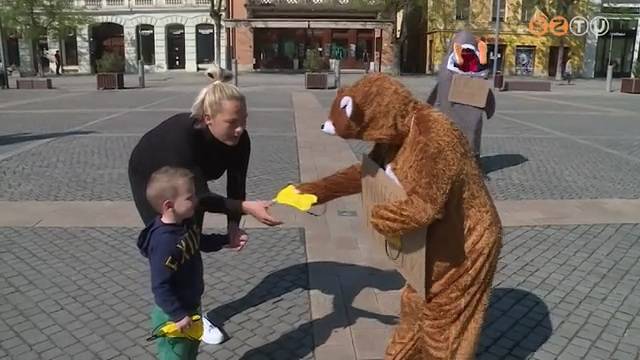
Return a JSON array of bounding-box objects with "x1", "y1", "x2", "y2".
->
[
  {"x1": 190, "y1": 64, "x2": 246, "y2": 121},
  {"x1": 145, "y1": 166, "x2": 194, "y2": 213}
]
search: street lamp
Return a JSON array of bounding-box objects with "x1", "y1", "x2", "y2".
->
[
  {"x1": 0, "y1": 15, "x2": 10, "y2": 89},
  {"x1": 491, "y1": 0, "x2": 501, "y2": 80}
]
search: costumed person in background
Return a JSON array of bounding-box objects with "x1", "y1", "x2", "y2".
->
[
  {"x1": 427, "y1": 30, "x2": 496, "y2": 166},
  {"x1": 128, "y1": 64, "x2": 282, "y2": 239},
  {"x1": 290, "y1": 73, "x2": 502, "y2": 359}
]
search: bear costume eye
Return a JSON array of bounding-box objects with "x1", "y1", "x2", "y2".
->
[{"x1": 340, "y1": 96, "x2": 353, "y2": 118}]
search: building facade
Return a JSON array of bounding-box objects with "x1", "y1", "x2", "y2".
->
[
  {"x1": 425, "y1": 0, "x2": 591, "y2": 77},
  {"x1": 223, "y1": 0, "x2": 396, "y2": 72},
  {"x1": 6, "y1": 0, "x2": 225, "y2": 74},
  {"x1": 583, "y1": 0, "x2": 640, "y2": 78},
  {"x1": 6, "y1": 0, "x2": 398, "y2": 74}
]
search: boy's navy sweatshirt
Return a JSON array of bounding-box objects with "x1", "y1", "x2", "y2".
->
[{"x1": 137, "y1": 217, "x2": 229, "y2": 321}]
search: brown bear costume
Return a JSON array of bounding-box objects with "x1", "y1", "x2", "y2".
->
[{"x1": 295, "y1": 73, "x2": 502, "y2": 359}]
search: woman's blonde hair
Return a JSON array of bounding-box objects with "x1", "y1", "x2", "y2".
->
[{"x1": 190, "y1": 64, "x2": 245, "y2": 120}]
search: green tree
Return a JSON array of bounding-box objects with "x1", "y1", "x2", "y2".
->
[{"x1": 0, "y1": 0, "x2": 90, "y2": 76}]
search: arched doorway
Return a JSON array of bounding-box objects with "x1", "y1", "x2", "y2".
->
[
  {"x1": 166, "y1": 24, "x2": 185, "y2": 70},
  {"x1": 89, "y1": 22, "x2": 125, "y2": 73},
  {"x1": 196, "y1": 24, "x2": 215, "y2": 66}
]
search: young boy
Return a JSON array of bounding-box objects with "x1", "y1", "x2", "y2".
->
[{"x1": 137, "y1": 166, "x2": 247, "y2": 359}]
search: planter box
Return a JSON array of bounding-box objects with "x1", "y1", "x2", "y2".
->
[
  {"x1": 501, "y1": 80, "x2": 551, "y2": 91},
  {"x1": 16, "y1": 79, "x2": 33, "y2": 89},
  {"x1": 97, "y1": 73, "x2": 124, "y2": 90},
  {"x1": 16, "y1": 79, "x2": 52, "y2": 89},
  {"x1": 33, "y1": 79, "x2": 52, "y2": 89},
  {"x1": 305, "y1": 72, "x2": 329, "y2": 89},
  {"x1": 621, "y1": 78, "x2": 640, "y2": 94}
]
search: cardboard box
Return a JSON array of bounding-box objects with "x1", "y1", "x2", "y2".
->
[
  {"x1": 448, "y1": 73, "x2": 491, "y2": 108},
  {"x1": 361, "y1": 155, "x2": 428, "y2": 297}
]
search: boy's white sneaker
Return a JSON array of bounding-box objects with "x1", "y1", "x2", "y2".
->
[{"x1": 201, "y1": 316, "x2": 225, "y2": 345}]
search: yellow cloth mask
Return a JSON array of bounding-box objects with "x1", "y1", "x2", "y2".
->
[
  {"x1": 147, "y1": 315, "x2": 203, "y2": 342},
  {"x1": 273, "y1": 185, "x2": 318, "y2": 212}
]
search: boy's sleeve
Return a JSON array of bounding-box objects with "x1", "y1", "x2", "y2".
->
[
  {"x1": 200, "y1": 233, "x2": 230, "y2": 253},
  {"x1": 149, "y1": 234, "x2": 189, "y2": 321}
]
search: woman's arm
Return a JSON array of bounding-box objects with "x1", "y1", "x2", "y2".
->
[
  {"x1": 225, "y1": 133, "x2": 250, "y2": 226},
  {"x1": 192, "y1": 166, "x2": 243, "y2": 218}
]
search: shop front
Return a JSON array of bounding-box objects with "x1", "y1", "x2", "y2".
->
[
  {"x1": 253, "y1": 28, "x2": 376, "y2": 71},
  {"x1": 594, "y1": 18, "x2": 638, "y2": 78}
]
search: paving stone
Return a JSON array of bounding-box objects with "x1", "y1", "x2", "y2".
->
[
  {"x1": 0, "y1": 227, "x2": 312, "y2": 360},
  {"x1": 477, "y1": 224, "x2": 640, "y2": 359},
  {"x1": 3, "y1": 83, "x2": 640, "y2": 360}
]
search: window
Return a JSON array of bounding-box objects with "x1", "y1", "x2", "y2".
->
[
  {"x1": 64, "y1": 30, "x2": 78, "y2": 66},
  {"x1": 456, "y1": 0, "x2": 470, "y2": 20},
  {"x1": 515, "y1": 46, "x2": 535, "y2": 76},
  {"x1": 521, "y1": 0, "x2": 536, "y2": 23},
  {"x1": 555, "y1": 0, "x2": 570, "y2": 16},
  {"x1": 492, "y1": 0, "x2": 505, "y2": 22},
  {"x1": 136, "y1": 24, "x2": 155, "y2": 65}
]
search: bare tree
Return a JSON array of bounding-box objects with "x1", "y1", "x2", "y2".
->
[{"x1": 209, "y1": 0, "x2": 225, "y2": 66}]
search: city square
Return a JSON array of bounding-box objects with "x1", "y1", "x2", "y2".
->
[{"x1": 0, "y1": 72, "x2": 639, "y2": 359}]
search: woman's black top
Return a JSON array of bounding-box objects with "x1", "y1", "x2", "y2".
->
[{"x1": 128, "y1": 112, "x2": 249, "y2": 225}]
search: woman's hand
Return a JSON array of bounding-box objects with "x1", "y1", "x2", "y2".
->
[
  {"x1": 242, "y1": 200, "x2": 282, "y2": 226},
  {"x1": 226, "y1": 225, "x2": 248, "y2": 251}
]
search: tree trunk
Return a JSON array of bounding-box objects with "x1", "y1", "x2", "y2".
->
[
  {"x1": 555, "y1": 38, "x2": 565, "y2": 81},
  {"x1": 391, "y1": 2, "x2": 411, "y2": 75},
  {"x1": 391, "y1": 42, "x2": 401, "y2": 75},
  {"x1": 31, "y1": 39, "x2": 43, "y2": 77}
]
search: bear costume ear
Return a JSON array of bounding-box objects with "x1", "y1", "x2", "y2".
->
[{"x1": 340, "y1": 96, "x2": 353, "y2": 118}]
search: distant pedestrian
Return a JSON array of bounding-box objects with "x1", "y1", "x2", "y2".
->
[
  {"x1": 54, "y1": 50, "x2": 62, "y2": 75},
  {"x1": 565, "y1": 59, "x2": 573, "y2": 85}
]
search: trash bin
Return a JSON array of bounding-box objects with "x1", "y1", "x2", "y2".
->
[{"x1": 493, "y1": 71, "x2": 504, "y2": 89}]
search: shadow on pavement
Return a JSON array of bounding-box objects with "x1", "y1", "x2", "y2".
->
[
  {"x1": 481, "y1": 154, "x2": 528, "y2": 175},
  {"x1": 0, "y1": 131, "x2": 95, "y2": 146},
  {"x1": 477, "y1": 288, "x2": 552, "y2": 359},
  {"x1": 206, "y1": 261, "x2": 404, "y2": 359}
]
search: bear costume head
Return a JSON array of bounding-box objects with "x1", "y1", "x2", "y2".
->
[{"x1": 320, "y1": 73, "x2": 422, "y2": 144}]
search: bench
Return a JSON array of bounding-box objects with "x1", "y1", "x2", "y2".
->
[
  {"x1": 16, "y1": 78, "x2": 53, "y2": 89},
  {"x1": 501, "y1": 80, "x2": 551, "y2": 92}
]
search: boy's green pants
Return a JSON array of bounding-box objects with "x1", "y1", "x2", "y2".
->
[{"x1": 151, "y1": 306, "x2": 200, "y2": 360}]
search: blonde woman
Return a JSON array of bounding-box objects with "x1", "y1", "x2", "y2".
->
[{"x1": 128, "y1": 64, "x2": 281, "y2": 238}]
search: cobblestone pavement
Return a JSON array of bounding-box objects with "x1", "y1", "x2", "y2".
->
[
  {"x1": 478, "y1": 223, "x2": 640, "y2": 360},
  {"x1": 311, "y1": 80, "x2": 640, "y2": 201},
  {"x1": 2, "y1": 74, "x2": 640, "y2": 359},
  {"x1": 0, "y1": 88, "x2": 298, "y2": 201},
  {"x1": 0, "y1": 227, "x2": 313, "y2": 360},
  {"x1": 2, "y1": 224, "x2": 639, "y2": 359}
]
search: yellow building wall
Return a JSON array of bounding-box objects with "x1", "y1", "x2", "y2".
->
[{"x1": 425, "y1": 0, "x2": 587, "y2": 77}]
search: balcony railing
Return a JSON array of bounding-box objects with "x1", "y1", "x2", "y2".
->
[
  {"x1": 76, "y1": 0, "x2": 209, "y2": 8},
  {"x1": 246, "y1": 0, "x2": 385, "y2": 15}
]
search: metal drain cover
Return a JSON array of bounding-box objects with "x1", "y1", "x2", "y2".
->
[{"x1": 337, "y1": 210, "x2": 357, "y2": 217}]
